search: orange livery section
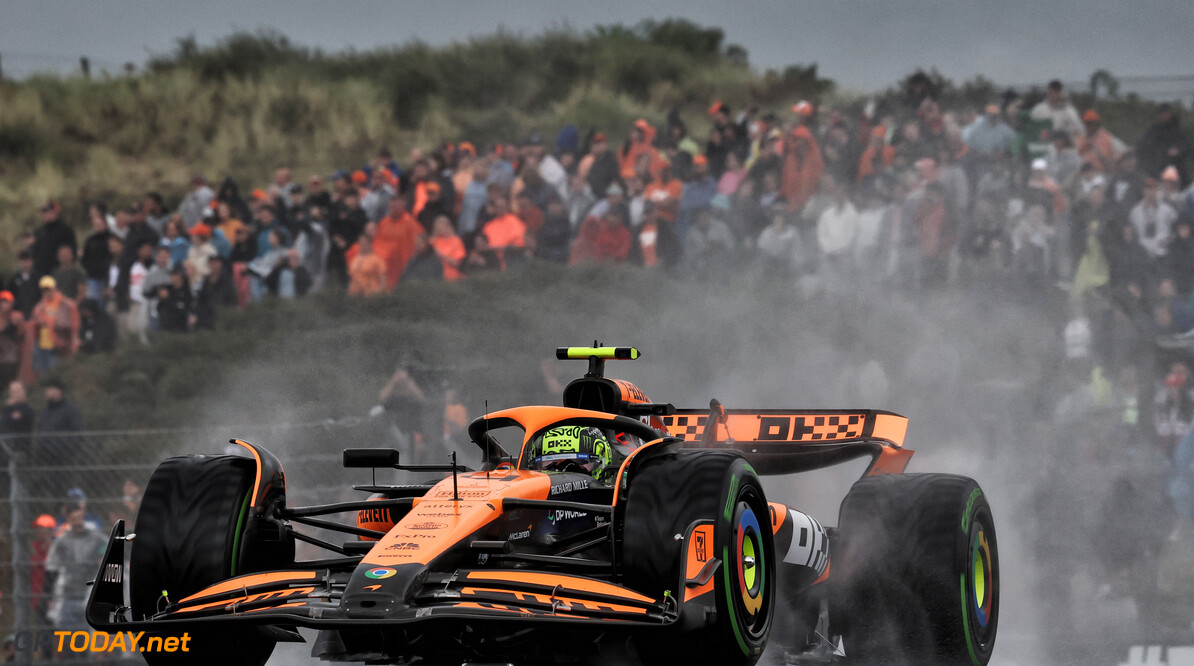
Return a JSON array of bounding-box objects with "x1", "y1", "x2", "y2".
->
[
  {"x1": 177, "y1": 571, "x2": 318, "y2": 605},
  {"x1": 683, "y1": 523, "x2": 716, "y2": 602},
  {"x1": 661, "y1": 409, "x2": 906, "y2": 447},
  {"x1": 362, "y1": 471, "x2": 551, "y2": 567},
  {"x1": 664, "y1": 408, "x2": 913, "y2": 477},
  {"x1": 464, "y1": 570, "x2": 655, "y2": 604}
]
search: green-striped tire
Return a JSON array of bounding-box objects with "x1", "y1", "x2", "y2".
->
[
  {"x1": 623, "y1": 450, "x2": 775, "y2": 666},
  {"x1": 130, "y1": 455, "x2": 289, "y2": 666},
  {"x1": 832, "y1": 473, "x2": 999, "y2": 665}
]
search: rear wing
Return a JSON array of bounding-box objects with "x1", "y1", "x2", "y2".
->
[{"x1": 662, "y1": 408, "x2": 912, "y2": 477}]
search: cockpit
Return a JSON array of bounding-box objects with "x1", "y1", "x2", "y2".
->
[
  {"x1": 467, "y1": 408, "x2": 661, "y2": 483},
  {"x1": 521, "y1": 424, "x2": 647, "y2": 483}
]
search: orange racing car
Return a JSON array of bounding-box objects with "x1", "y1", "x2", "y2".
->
[{"x1": 86, "y1": 345, "x2": 998, "y2": 665}]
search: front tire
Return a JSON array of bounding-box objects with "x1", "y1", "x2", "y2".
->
[
  {"x1": 832, "y1": 473, "x2": 999, "y2": 665},
  {"x1": 622, "y1": 449, "x2": 775, "y2": 666},
  {"x1": 131, "y1": 454, "x2": 291, "y2": 666}
]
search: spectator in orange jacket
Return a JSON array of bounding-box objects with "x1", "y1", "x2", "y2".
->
[
  {"x1": 374, "y1": 196, "x2": 423, "y2": 290},
  {"x1": 348, "y1": 235, "x2": 387, "y2": 297},
  {"x1": 29, "y1": 276, "x2": 79, "y2": 376},
  {"x1": 913, "y1": 182, "x2": 954, "y2": 287},
  {"x1": 481, "y1": 198, "x2": 527, "y2": 250},
  {"x1": 429, "y1": 216, "x2": 466, "y2": 282},
  {"x1": 858, "y1": 125, "x2": 895, "y2": 181},
  {"x1": 781, "y1": 126, "x2": 824, "y2": 213}
]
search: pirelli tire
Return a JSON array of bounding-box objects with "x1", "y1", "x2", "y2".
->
[
  {"x1": 832, "y1": 473, "x2": 999, "y2": 665},
  {"x1": 130, "y1": 454, "x2": 294, "y2": 666},
  {"x1": 622, "y1": 449, "x2": 775, "y2": 666}
]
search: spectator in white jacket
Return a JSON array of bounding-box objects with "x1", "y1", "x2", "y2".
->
[
  {"x1": 1129, "y1": 178, "x2": 1179, "y2": 259},
  {"x1": 1030, "y1": 80, "x2": 1083, "y2": 140}
]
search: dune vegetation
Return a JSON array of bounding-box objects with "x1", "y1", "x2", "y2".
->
[{"x1": 0, "y1": 20, "x2": 1183, "y2": 430}]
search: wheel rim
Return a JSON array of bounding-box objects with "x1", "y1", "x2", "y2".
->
[
  {"x1": 729, "y1": 496, "x2": 769, "y2": 640},
  {"x1": 963, "y1": 514, "x2": 997, "y2": 653}
]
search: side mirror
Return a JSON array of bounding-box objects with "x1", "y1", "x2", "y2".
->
[{"x1": 342, "y1": 448, "x2": 399, "y2": 468}]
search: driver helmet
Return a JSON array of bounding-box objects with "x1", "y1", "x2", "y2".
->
[{"x1": 532, "y1": 425, "x2": 615, "y2": 482}]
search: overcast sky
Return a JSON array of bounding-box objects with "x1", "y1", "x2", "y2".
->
[{"x1": 1, "y1": 1, "x2": 1192, "y2": 96}]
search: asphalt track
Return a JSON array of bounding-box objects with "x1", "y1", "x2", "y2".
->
[
  {"x1": 262, "y1": 462, "x2": 1182, "y2": 666},
  {"x1": 269, "y1": 631, "x2": 1194, "y2": 665}
]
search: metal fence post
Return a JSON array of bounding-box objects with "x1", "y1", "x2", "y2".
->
[{"x1": 7, "y1": 441, "x2": 29, "y2": 665}]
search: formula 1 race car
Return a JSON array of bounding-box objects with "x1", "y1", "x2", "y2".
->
[{"x1": 86, "y1": 346, "x2": 998, "y2": 665}]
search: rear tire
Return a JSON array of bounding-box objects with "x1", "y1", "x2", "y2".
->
[
  {"x1": 131, "y1": 454, "x2": 291, "y2": 666},
  {"x1": 622, "y1": 449, "x2": 775, "y2": 666},
  {"x1": 832, "y1": 473, "x2": 999, "y2": 665}
]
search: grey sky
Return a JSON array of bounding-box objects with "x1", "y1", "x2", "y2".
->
[{"x1": 1, "y1": 1, "x2": 1192, "y2": 96}]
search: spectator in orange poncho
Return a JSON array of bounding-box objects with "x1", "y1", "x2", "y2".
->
[
  {"x1": 913, "y1": 182, "x2": 954, "y2": 287},
  {"x1": 347, "y1": 235, "x2": 386, "y2": 297},
  {"x1": 858, "y1": 125, "x2": 895, "y2": 180},
  {"x1": 408, "y1": 160, "x2": 432, "y2": 217},
  {"x1": 644, "y1": 162, "x2": 683, "y2": 223},
  {"x1": 417, "y1": 181, "x2": 454, "y2": 234},
  {"x1": 1077, "y1": 110, "x2": 1123, "y2": 172},
  {"x1": 571, "y1": 207, "x2": 632, "y2": 265},
  {"x1": 514, "y1": 191, "x2": 544, "y2": 239},
  {"x1": 429, "y1": 216, "x2": 467, "y2": 282},
  {"x1": 619, "y1": 119, "x2": 669, "y2": 182},
  {"x1": 373, "y1": 196, "x2": 423, "y2": 290},
  {"x1": 620, "y1": 120, "x2": 652, "y2": 174},
  {"x1": 781, "y1": 126, "x2": 824, "y2": 213}
]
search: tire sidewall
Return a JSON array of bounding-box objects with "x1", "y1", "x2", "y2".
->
[
  {"x1": 621, "y1": 450, "x2": 775, "y2": 665},
  {"x1": 833, "y1": 473, "x2": 999, "y2": 665},
  {"x1": 131, "y1": 455, "x2": 256, "y2": 617},
  {"x1": 957, "y1": 486, "x2": 998, "y2": 664},
  {"x1": 130, "y1": 455, "x2": 280, "y2": 666},
  {"x1": 712, "y1": 459, "x2": 775, "y2": 662}
]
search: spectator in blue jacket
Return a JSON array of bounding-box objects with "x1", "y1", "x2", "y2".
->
[
  {"x1": 678, "y1": 154, "x2": 718, "y2": 242},
  {"x1": 963, "y1": 104, "x2": 1017, "y2": 158}
]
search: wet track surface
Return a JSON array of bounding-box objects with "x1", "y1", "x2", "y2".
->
[
  {"x1": 267, "y1": 626, "x2": 1194, "y2": 666},
  {"x1": 245, "y1": 283, "x2": 1193, "y2": 666},
  {"x1": 263, "y1": 442, "x2": 1193, "y2": 666}
]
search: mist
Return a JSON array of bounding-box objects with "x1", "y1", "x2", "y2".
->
[{"x1": 163, "y1": 259, "x2": 1152, "y2": 665}]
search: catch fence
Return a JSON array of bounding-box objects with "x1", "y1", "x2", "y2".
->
[{"x1": 0, "y1": 416, "x2": 424, "y2": 661}]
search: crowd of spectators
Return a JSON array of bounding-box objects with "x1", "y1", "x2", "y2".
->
[
  {"x1": 0, "y1": 80, "x2": 1191, "y2": 426},
  {"x1": 7, "y1": 75, "x2": 1194, "y2": 503},
  {"x1": 1, "y1": 78, "x2": 1192, "y2": 432}
]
